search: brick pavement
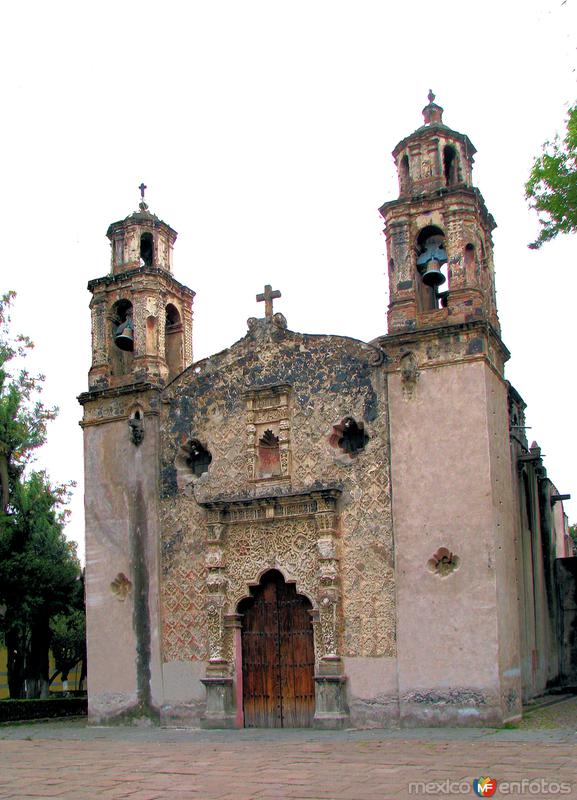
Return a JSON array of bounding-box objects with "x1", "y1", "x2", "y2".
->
[{"x1": 0, "y1": 700, "x2": 576, "y2": 800}]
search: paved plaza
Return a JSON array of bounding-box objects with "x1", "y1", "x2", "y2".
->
[{"x1": 0, "y1": 697, "x2": 576, "y2": 799}]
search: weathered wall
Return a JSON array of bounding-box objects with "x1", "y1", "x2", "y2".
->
[
  {"x1": 158, "y1": 319, "x2": 396, "y2": 726},
  {"x1": 82, "y1": 393, "x2": 163, "y2": 722},
  {"x1": 389, "y1": 356, "x2": 520, "y2": 725},
  {"x1": 485, "y1": 367, "x2": 522, "y2": 720},
  {"x1": 556, "y1": 558, "x2": 577, "y2": 685}
]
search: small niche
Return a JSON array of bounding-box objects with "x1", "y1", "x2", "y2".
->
[
  {"x1": 464, "y1": 243, "x2": 476, "y2": 283},
  {"x1": 257, "y1": 429, "x2": 281, "y2": 478},
  {"x1": 184, "y1": 439, "x2": 212, "y2": 477},
  {"x1": 329, "y1": 417, "x2": 369, "y2": 456},
  {"x1": 140, "y1": 232, "x2": 154, "y2": 266},
  {"x1": 128, "y1": 409, "x2": 144, "y2": 446}
]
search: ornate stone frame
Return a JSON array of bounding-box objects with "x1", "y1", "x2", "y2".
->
[
  {"x1": 198, "y1": 487, "x2": 349, "y2": 729},
  {"x1": 243, "y1": 385, "x2": 291, "y2": 485}
]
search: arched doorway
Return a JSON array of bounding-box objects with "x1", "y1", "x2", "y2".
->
[{"x1": 237, "y1": 570, "x2": 315, "y2": 728}]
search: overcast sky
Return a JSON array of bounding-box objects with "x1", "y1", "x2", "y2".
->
[{"x1": 2, "y1": 0, "x2": 576, "y2": 560}]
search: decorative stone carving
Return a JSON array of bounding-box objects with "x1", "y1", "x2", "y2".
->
[
  {"x1": 400, "y1": 351, "x2": 420, "y2": 399},
  {"x1": 110, "y1": 573, "x2": 132, "y2": 601},
  {"x1": 427, "y1": 547, "x2": 460, "y2": 577},
  {"x1": 160, "y1": 329, "x2": 395, "y2": 665},
  {"x1": 128, "y1": 416, "x2": 144, "y2": 445},
  {"x1": 198, "y1": 488, "x2": 341, "y2": 665},
  {"x1": 244, "y1": 385, "x2": 292, "y2": 482}
]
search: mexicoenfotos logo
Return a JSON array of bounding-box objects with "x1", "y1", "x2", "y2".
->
[{"x1": 473, "y1": 777, "x2": 497, "y2": 797}]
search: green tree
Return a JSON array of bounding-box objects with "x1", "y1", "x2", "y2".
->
[
  {"x1": 526, "y1": 103, "x2": 577, "y2": 249},
  {"x1": 569, "y1": 524, "x2": 577, "y2": 553},
  {"x1": 0, "y1": 472, "x2": 80, "y2": 697},
  {"x1": 0, "y1": 291, "x2": 54, "y2": 511},
  {"x1": 0, "y1": 292, "x2": 81, "y2": 698},
  {"x1": 49, "y1": 572, "x2": 86, "y2": 691}
]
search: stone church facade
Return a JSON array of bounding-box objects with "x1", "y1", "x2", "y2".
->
[{"x1": 80, "y1": 95, "x2": 575, "y2": 729}]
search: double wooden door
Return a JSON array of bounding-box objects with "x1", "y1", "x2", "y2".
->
[{"x1": 239, "y1": 570, "x2": 315, "y2": 728}]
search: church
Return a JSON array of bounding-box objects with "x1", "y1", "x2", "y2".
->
[{"x1": 79, "y1": 94, "x2": 576, "y2": 729}]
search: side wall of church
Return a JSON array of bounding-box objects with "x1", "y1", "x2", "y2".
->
[
  {"x1": 388, "y1": 356, "x2": 522, "y2": 725},
  {"x1": 83, "y1": 398, "x2": 163, "y2": 722},
  {"x1": 158, "y1": 328, "x2": 397, "y2": 727},
  {"x1": 485, "y1": 366, "x2": 523, "y2": 719}
]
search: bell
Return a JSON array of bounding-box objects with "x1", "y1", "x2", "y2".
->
[
  {"x1": 421, "y1": 259, "x2": 446, "y2": 287},
  {"x1": 114, "y1": 318, "x2": 134, "y2": 351},
  {"x1": 417, "y1": 234, "x2": 447, "y2": 288}
]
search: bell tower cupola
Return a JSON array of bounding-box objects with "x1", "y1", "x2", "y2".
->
[
  {"x1": 380, "y1": 92, "x2": 500, "y2": 340},
  {"x1": 86, "y1": 186, "x2": 195, "y2": 391}
]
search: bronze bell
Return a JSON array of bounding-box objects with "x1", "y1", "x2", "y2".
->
[
  {"x1": 421, "y1": 258, "x2": 446, "y2": 287},
  {"x1": 417, "y1": 234, "x2": 447, "y2": 288},
  {"x1": 114, "y1": 317, "x2": 134, "y2": 351}
]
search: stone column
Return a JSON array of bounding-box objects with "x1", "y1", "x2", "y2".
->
[
  {"x1": 313, "y1": 498, "x2": 349, "y2": 729},
  {"x1": 200, "y1": 513, "x2": 234, "y2": 728}
]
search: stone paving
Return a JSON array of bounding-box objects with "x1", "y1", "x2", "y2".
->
[{"x1": 0, "y1": 698, "x2": 576, "y2": 799}]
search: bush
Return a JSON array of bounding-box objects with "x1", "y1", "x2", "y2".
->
[{"x1": 0, "y1": 697, "x2": 87, "y2": 723}]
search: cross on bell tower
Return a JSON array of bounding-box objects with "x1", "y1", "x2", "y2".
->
[{"x1": 256, "y1": 284, "x2": 281, "y2": 319}]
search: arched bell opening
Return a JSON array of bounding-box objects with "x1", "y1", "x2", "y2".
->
[
  {"x1": 416, "y1": 226, "x2": 448, "y2": 311},
  {"x1": 165, "y1": 303, "x2": 183, "y2": 381},
  {"x1": 140, "y1": 232, "x2": 154, "y2": 266},
  {"x1": 399, "y1": 153, "x2": 410, "y2": 194},
  {"x1": 110, "y1": 299, "x2": 134, "y2": 376},
  {"x1": 443, "y1": 144, "x2": 459, "y2": 187},
  {"x1": 236, "y1": 569, "x2": 315, "y2": 728}
]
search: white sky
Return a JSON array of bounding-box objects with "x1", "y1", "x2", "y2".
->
[{"x1": 1, "y1": 0, "x2": 576, "y2": 561}]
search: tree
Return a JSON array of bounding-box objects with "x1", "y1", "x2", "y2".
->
[
  {"x1": 0, "y1": 292, "x2": 81, "y2": 698},
  {"x1": 49, "y1": 572, "x2": 86, "y2": 692},
  {"x1": 0, "y1": 472, "x2": 80, "y2": 697},
  {"x1": 525, "y1": 103, "x2": 577, "y2": 249},
  {"x1": 0, "y1": 291, "x2": 55, "y2": 511},
  {"x1": 569, "y1": 524, "x2": 577, "y2": 554}
]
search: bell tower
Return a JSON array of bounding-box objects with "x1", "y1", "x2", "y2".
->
[
  {"x1": 377, "y1": 96, "x2": 522, "y2": 727},
  {"x1": 380, "y1": 91, "x2": 499, "y2": 341},
  {"x1": 88, "y1": 187, "x2": 194, "y2": 391},
  {"x1": 79, "y1": 188, "x2": 195, "y2": 724}
]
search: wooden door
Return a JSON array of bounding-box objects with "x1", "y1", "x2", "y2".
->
[{"x1": 239, "y1": 570, "x2": 315, "y2": 728}]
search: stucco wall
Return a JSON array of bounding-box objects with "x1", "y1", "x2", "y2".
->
[
  {"x1": 83, "y1": 406, "x2": 162, "y2": 722},
  {"x1": 389, "y1": 358, "x2": 518, "y2": 725}
]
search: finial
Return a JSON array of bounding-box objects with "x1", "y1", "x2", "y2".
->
[
  {"x1": 422, "y1": 91, "x2": 444, "y2": 125},
  {"x1": 138, "y1": 182, "x2": 149, "y2": 212}
]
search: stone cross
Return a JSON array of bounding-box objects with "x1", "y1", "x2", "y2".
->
[
  {"x1": 139, "y1": 183, "x2": 147, "y2": 200},
  {"x1": 256, "y1": 285, "x2": 281, "y2": 319}
]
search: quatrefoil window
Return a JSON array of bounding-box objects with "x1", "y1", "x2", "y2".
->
[{"x1": 329, "y1": 417, "x2": 369, "y2": 456}]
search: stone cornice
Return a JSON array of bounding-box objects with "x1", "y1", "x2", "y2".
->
[
  {"x1": 87, "y1": 267, "x2": 195, "y2": 298},
  {"x1": 371, "y1": 319, "x2": 510, "y2": 363},
  {"x1": 77, "y1": 381, "x2": 162, "y2": 407}
]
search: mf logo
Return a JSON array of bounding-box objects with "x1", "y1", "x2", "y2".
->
[{"x1": 473, "y1": 777, "x2": 497, "y2": 797}]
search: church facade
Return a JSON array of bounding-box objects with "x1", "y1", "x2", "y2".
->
[{"x1": 80, "y1": 95, "x2": 576, "y2": 729}]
